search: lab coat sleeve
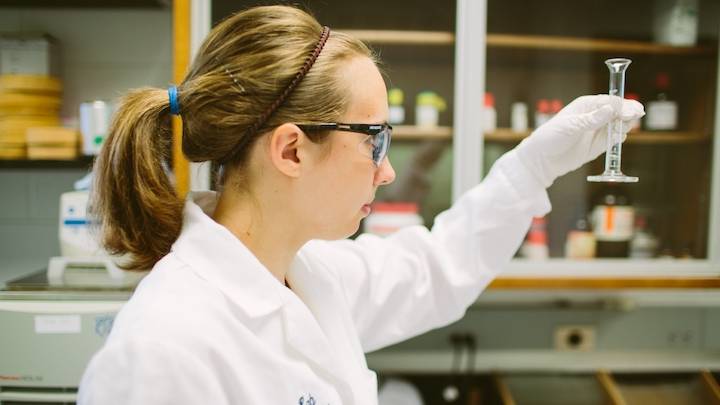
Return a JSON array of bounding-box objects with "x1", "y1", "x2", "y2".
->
[
  {"x1": 77, "y1": 338, "x2": 228, "y2": 405},
  {"x1": 306, "y1": 150, "x2": 551, "y2": 352}
]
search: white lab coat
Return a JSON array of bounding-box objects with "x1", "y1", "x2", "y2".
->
[{"x1": 78, "y1": 150, "x2": 550, "y2": 405}]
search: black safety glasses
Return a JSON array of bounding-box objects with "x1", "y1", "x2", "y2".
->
[{"x1": 296, "y1": 123, "x2": 392, "y2": 167}]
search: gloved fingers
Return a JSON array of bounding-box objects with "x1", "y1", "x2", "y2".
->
[
  {"x1": 620, "y1": 99, "x2": 645, "y2": 121},
  {"x1": 563, "y1": 104, "x2": 615, "y2": 134},
  {"x1": 588, "y1": 126, "x2": 629, "y2": 159},
  {"x1": 620, "y1": 121, "x2": 633, "y2": 134},
  {"x1": 560, "y1": 94, "x2": 640, "y2": 119}
]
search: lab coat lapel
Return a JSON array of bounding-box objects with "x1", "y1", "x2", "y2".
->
[
  {"x1": 280, "y1": 293, "x2": 358, "y2": 403},
  {"x1": 284, "y1": 253, "x2": 367, "y2": 403}
]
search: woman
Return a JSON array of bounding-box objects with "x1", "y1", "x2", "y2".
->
[{"x1": 78, "y1": 5, "x2": 643, "y2": 404}]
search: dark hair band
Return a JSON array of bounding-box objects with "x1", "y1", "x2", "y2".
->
[{"x1": 219, "y1": 26, "x2": 331, "y2": 164}]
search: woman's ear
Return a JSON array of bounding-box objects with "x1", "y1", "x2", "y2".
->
[{"x1": 268, "y1": 123, "x2": 303, "y2": 178}]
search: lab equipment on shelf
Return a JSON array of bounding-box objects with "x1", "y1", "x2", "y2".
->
[
  {"x1": 520, "y1": 217, "x2": 549, "y2": 260},
  {"x1": 364, "y1": 202, "x2": 423, "y2": 237},
  {"x1": 591, "y1": 184, "x2": 635, "y2": 258},
  {"x1": 388, "y1": 88, "x2": 405, "y2": 125},
  {"x1": 645, "y1": 72, "x2": 678, "y2": 131},
  {"x1": 482, "y1": 92, "x2": 496, "y2": 133},
  {"x1": 415, "y1": 91, "x2": 446, "y2": 128},
  {"x1": 510, "y1": 102, "x2": 528, "y2": 133}
]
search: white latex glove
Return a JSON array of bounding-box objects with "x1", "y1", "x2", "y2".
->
[{"x1": 515, "y1": 94, "x2": 645, "y2": 188}]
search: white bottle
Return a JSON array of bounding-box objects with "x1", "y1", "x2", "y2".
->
[
  {"x1": 388, "y1": 88, "x2": 405, "y2": 125},
  {"x1": 415, "y1": 91, "x2": 446, "y2": 128},
  {"x1": 520, "y1": 217, "x2": 549, "y2": 260},
  {"x1": 511, "y1": 102, "x2": 528, "y2": 133},
  {"x1": 534, "y1": 99, "x2": 551, "y2": 128},
  {"x1": 654, "y1": 0, "x2": 699, "y2": 46},
  {"x1": 483, "y1": 92, "x2": 497, "y2": 133},
  {"x1": 630, "y1": 216, "x2": 660, "y2": 258},
  {"x1": 646, "y1": 73, "x2": 678, "y2": 131},
  {"x1": 364, "y1": 202, "x2": 424, "y2": 237}
]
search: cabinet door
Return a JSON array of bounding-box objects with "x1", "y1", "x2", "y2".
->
[
  {"x1": 480, "y1": 0, "x2": 720, "y2": 266},
  {"x1": 212, "y1": 0, "x2": 456, "y2": 230}
]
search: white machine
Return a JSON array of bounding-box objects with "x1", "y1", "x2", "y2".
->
[
  {"x1": 48, "y1": 190, "x2": 144, "y2": 288},
  {"x1": 0, "y1": 183, "x2": 145, "y2": 403}
]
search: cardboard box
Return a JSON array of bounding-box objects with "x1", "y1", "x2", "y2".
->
[{"x1": 0, "y1": 34, "x2": 60, "y2": 76}]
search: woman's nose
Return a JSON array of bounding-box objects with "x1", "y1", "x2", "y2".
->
[{"x1": 374, "y1": 157, "x2": 396, "y2": 186}]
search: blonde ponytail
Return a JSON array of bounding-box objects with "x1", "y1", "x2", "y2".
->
[{"x1": 92, "y1": 88, "x2": 183, "y2": 271}]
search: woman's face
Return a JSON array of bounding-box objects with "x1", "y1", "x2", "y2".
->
[{"x1": 299, "y1": 56, "x2": 396, "y2": 240}]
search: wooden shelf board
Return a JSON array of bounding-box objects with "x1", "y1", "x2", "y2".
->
[
  {"x1": 487, "y1": 34, "x2": 715, "y2": 55},
  {"x1": 393, "y1": 125, "x2": 452, "y2": 140},
  {"x1": 627, "y1": 132, "x2": 711, "y2": 144},
  {"x1": 393, "y1": 127, "x2": 710, "y2": 144},
  {"x1": 338, "y1": 30, "x2": 714, "y2": 55},
  {"x1": 0, "y1": 156, "x2": 94, "y2": 169},
  {"x1": 487, "y1": 129, "x2": 710, "y2": 144},
  {"x1": 489, "y1": 277, "x2": 720, "y2": 290},
  {"x1": 339, "y1": 30, "x2": 454, "y2": 45}
]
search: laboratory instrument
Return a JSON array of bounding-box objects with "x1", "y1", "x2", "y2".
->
[
  {"x1": 588, "y1": 58, "x2": 639, "y2": 183},
  {"x1": 0, "y1": 185, "x2": 144, "y2": 402}
]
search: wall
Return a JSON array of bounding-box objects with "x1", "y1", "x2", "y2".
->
[
  {"x1": 0, "y1": 7, "x2": 172, "y2": 118},
  {"x1": 0, "y1": 6, "x2": 172, "y2": 281}
]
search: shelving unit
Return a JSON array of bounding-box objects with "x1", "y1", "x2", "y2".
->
[
  {"x1": 485, "y1": 129, "x2": 711, "y2": 144},
  {"x1": 366, "y1": 350, "x2": 720, "y2": 374},
  {"x1": 392, "y1": 126, "x2": 710, "y2": 145},
  {"x1": 339, "y1": 30, "x2": 716, "y2": 56},
  {"x1": 339, "y1": 30, "x2": 454, "y2": 45},
  {"x1": 487, "y1": 34, "x2": 716, "y2": 55},
  {"x1": 0, "y1": 156, "x2": 94, "y2": 169},
  {"x1": 392, "y1": 125, "x2": 452, "y2": 140}
]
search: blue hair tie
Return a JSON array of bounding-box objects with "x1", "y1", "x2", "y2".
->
[{"x1": 168, "y1": 85, "x2": 181, "y2": 116}]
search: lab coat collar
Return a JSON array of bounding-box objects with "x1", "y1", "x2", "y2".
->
[{"x1": 171, "y1": 192, "x2": 284, "y2": 318}]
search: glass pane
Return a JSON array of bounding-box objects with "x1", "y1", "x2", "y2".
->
[
  {"x1": 485, "y1": 0, "x2": 718, "y2": 260},
  {"x1": 213, "y1": 0, "x2": 456, "y2": 232}
]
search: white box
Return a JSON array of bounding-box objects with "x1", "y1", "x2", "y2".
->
[{"x1": 0, "y1": 34, "x2": 60, "y2": 76}]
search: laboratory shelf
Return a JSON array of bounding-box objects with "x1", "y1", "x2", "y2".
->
[
  {"x1": 487, "y1": 34, "x2": 716, "y2": 55},
  {"x1": 485, "y1": 129, "x2": 711, "y2": 144},
  {"x1": 393, "y1": 125, "x2": 453, "y2": 140},
  {"x1": 366, "y1": 349, "x2": 720, "y2": 374},
  {"x1": 339, "y1": 29, "x2": 454, "y2": 45},
  {"x1": 392, "y1": 126, "x2": 710, "y2": 145},
  {"x1": 338, "y1": 30, "x2": 715, "y2": 56},
  {"x1": 489, "y1": 277, "x2": 720, "y2": 290},
  {"x1": 0, "y1": 0, "x2": 166, "y2": 7},
  {"x1": 488, "y1": 259, "x2": 720, "y2": 290},
  {"x1": 0, "y1": 156, "x2": 94, "y2": 169}
]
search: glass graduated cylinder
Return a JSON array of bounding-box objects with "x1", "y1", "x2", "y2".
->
[{"x1": 587, "y1": 58, "x2": 638, "y2": 183}]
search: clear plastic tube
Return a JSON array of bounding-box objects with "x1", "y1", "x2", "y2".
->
[{"x1": 587, "y1": 58, "x2": 639, "y2": 183}]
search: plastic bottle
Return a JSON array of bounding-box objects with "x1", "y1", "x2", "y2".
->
[
  {"x1": 521, "y1": 217, "x2": 549, "y2": 260},
  {"x1": 534, "y1": 99, "x2": 551, "y2": 128},
  {"x1": 388, "y1": 88, "x2": 405, "y2": 125},
  {"x1": 629, "y1": 215, "x2": 660, "y2": 258},
  {"x1": 415, "y1": 91, "x2": 446, "y2": 128},
  {"x1": 364, "y1": 202, "x2": 423, "y2": 237},
  {"x1": 549, "y1": 99, "x2": 564, "y2": 117},
  {"x1": 645, "y1": 73, "x2": 678, "y2": 131},
  {"x1": 653, "y1": 0, "x2": 699, "y2": 46},
  {"x1": 483, "y1": 92, "x2": 497, "y2": 133},
  {"x1": 591, "y1": 184, "x2": 635, "y2": 258},
  {"x1": 511, "y1": 102, "x2": 528, "y2": 133},
  {"x1": 565, "y1": 217, "x2": 596, "y2": 259}
]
